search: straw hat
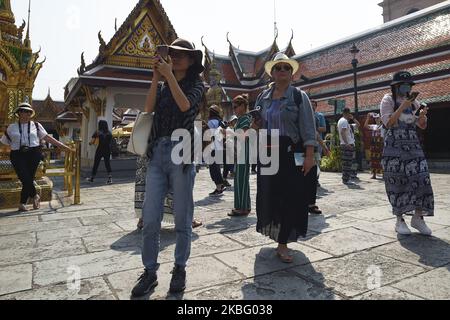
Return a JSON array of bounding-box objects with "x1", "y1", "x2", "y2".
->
[
  {"x1": 265, "y1": 52, "x2": 299, "y2": 76},
  {"x1": 13, "y1": 102, "x2": 35, "y2": 118}
]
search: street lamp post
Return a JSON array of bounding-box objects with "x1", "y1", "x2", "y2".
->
[
  {"x1": 350, "y1": 43, "x2": 363, "y2": 171},
  {"x1": 350, "y1": 43, "x2": 360, "y2": 117}
]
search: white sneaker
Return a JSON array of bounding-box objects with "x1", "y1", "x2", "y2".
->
[
  {"x1": 411, "y1": 216, "x2": 432, "y2": 236},
  {"x1": 395, "y1": 219, "x2": 412, "y2": 235}
]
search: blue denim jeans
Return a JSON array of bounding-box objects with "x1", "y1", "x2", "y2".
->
[{"x1": 142, "y1": 137, "x2": 196, "y2": 272}]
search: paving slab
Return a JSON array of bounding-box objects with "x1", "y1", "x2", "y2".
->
[
  {"x1": 351, "y1": 218, "x2": 446, "y2": 240},
  {"x1": 342, "y1": 206, "x2": 395, "y2": 222},
  {"x1": 392, "y1": 266, "x2": 450, "y2": 300},
  {"x1": 40, "y1": 209, "x2": 108, "y2": 222},
  {"x1": 107, "y1": 256, "x2": 243, "y2": 300},
  {"x1": 0, "y1": 219, "x2": 82, "y2": 236},
  {"x1": 352, "y1": 286, "x2": 423, "y2": 300},
  {"x1": 303, "y1": 227, "x2": 395, "y2": 256},
  {"x1": 307, "y1": 214, "x2": 359, "y2": 234},
  {"x1": 184, "y1": 270, "x2": 339, "y2": 300},
  {"x1": 0, "y1": 232, "x2": 36, "y2": 250},
  {"x1": 215, "y1": 243, "x2": 332, "y2": 278},
  {"x1": 291, "y1": 250, "x2": 426, "y2": 298},
  {"x1": 37, "y1": 223, "x2": 123, "y2": 243},
  {"x1": 1, "y1": 171, "x2": 449, "y2": 300},
  {"x1": 33, "y1": 250, "x2": 143, "y2": 287},
  {"x1": 0, "y1": 264, "x2": 33, "y2": 296},
  {"x1": 0, "y1": 277, "x2": 116, "y2": 300},
  {"x1": 372, "y1": 234, "x2": 450, "y2": 269},
  {"x1": 0, "y1": 215, "x2": 39, "y2": 226},
  {"x1": 0, "y1": 238, "x2": 86, "y2": 266}
]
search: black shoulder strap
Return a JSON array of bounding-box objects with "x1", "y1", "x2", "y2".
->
[
  {"x1": 293, "y1": 88, "x2": 303, "y2": 107},
  {"x1": 34, "y1": 122, "x2": 41, "y2": 134}
]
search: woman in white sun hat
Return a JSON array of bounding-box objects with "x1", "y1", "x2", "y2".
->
[
  {"x1": 1, "y1": 103, "x2": 73, "y2": 212},
  {"x1": 253, "y1": 53, "x2": 317, "y2": 263}
]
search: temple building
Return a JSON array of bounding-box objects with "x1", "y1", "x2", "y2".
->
[
  {"x1": 202, "y1": 1, "x2": 450, "y2": 159},
  {"x1": 64, "y1": 0, "x2": 179, "y2": 167},
  {"x1": 0, "y1": 0, "x2": 44, "y2": 136},
  {"x1": 62, "y1": 0, "x2": 450, "y2": 165}
]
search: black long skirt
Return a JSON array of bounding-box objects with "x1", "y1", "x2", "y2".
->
[{"x1": 256, "y1": 136, "x2": 309, "y2": 244}]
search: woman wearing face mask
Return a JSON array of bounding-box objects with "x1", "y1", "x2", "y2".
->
[{"x1": 380, "y1": 71, "x2": 434, "y2": 236}]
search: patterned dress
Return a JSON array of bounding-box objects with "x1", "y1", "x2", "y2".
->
[
  {"x1": 234, "y1": 114, "x2": 251, "y2": 212},
  {"x1": 380, "y1": 95, "x2": 434, "y2": 217},
  {"x1": 367, "y1": 125, "x2": 384, "y2": 174}
]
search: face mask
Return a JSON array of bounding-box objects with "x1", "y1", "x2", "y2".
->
[{"x1": 398, "y1": 84, "x2": 412, "y2": 96}]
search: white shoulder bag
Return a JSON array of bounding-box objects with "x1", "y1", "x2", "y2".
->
[{"x1": 127, "y1": 112, "x2": 154, "y2": 156}]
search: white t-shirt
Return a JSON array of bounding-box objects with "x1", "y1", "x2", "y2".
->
[
  {"x1": 337, "y1": 117, "x2": 355, "y2": 145},
  {"x1": 207, "y1": 119, "x2": 223, "y2": 151},
  {"x1": 0, "y1": 122, "x2": 47, "y2": 151}
]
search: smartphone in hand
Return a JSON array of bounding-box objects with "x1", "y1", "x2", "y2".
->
[
  {"x1": 156, "y1": 45, "x2": 169, "y2": 62},
  {"x1": 415, "y1": 103, "x2": 428, "y2": 115}
]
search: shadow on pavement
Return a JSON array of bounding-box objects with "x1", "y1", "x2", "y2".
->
[
  {"x1": 205, "y1": 216, "x2": 257, "y2": 234},
  {"x1": 240, "y1": 247, "x2": 336, "y2": 300},
  {"x1": 398, "y1": 234, "x2": 450, "y2": 271}
]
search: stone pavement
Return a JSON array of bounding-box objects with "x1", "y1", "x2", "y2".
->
[{"x1": 0, "y1": 169, "x2": 449, "y2": 300}]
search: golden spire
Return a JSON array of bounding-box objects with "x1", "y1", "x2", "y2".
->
[
  {"x1": 0, "y1": 0, "x2": 16, "y2": 36},
  {"x1": 24, "y1": 0, "x2": 31, "y2": 47},
  {"x1": 0, "y1": 0, "x2": 15, "y2": 24}
]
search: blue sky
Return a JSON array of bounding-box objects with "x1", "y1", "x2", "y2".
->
[{"x1": 11, "y1": 0, "x2": 383, "y2": 101}]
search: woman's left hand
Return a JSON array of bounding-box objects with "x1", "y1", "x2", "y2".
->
[
  {"x1": 303, "y1": 156, "x2": 315, "y2": 176},
  {"x1": 419, "y1": 107, "x2": 429, "y2": 119},
  {"x1": 155, "y1": 56, "x2": 173, "y2": 79}
]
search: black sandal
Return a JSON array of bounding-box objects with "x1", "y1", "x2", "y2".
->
[
  {"x1": 228, "y1": 209, "x2": 250, "y2": 217},
  {"x1": 308, "y1": 206, "x2": 323, "y2": 215}
]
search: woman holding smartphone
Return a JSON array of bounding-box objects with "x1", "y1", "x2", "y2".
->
[
  {"x1": 380, "y1": 71, "x2": 434, "y2": 236},
  {"x1": 131, "y1": 38, "x2": 205, "y2": 297}
]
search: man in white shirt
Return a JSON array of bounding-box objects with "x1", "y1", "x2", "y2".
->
[{"x1": 338, "y1": 108, "x2": 360, "y2": 184}]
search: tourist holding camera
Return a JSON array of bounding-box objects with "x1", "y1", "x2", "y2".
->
[
  {"x1": 131, "y1": 38, "x2": 205, "y2": 297},
  {"x1": 0, "y1": 103, "x2": 72, "y2": 212},
  {"x1": 380, "y1": 71, "x2": 434, "y2": 236}
]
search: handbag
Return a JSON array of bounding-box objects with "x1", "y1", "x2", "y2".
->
[{"x1": 127, "y1": 112, "x2": 154, "y2": 156}]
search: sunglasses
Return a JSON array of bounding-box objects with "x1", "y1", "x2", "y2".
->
[
  {"x1": 274, "y1": 65, "x2": 292, "y2": 72},
  {"x1": 170, "y1": 51, "x2": 190, "y2": 59},
  {"x1": 18, "y1": 110, "x2": 32, "y2": 114}
]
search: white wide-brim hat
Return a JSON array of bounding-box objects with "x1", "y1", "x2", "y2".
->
[
  {"x1": 265, "y1": 52, "x2": 299, "y2": 76},
  {"x1": 13, "y1": 102, "x2": 36, "y2": 118}
]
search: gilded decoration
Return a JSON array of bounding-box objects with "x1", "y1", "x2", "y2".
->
[{"x1": 117, "y1": 14, "x2": 162, "y2": 57}]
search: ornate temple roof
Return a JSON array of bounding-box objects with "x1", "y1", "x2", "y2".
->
[
  {"x1": 66, "y1": 0, "x2": 178, "y2": 105},
  {"x1": 201, "y1": 1, "x2": 450, "y2": 112},
  {"x1": 81, "y1": 0, "x2": 178, "y2": 73},
  {"x1": 33, "y1": 91, "x2": 66, "y2": 122},
  {"x1": 0, "y1": 0, "x2": 44, "y2": 129}
]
